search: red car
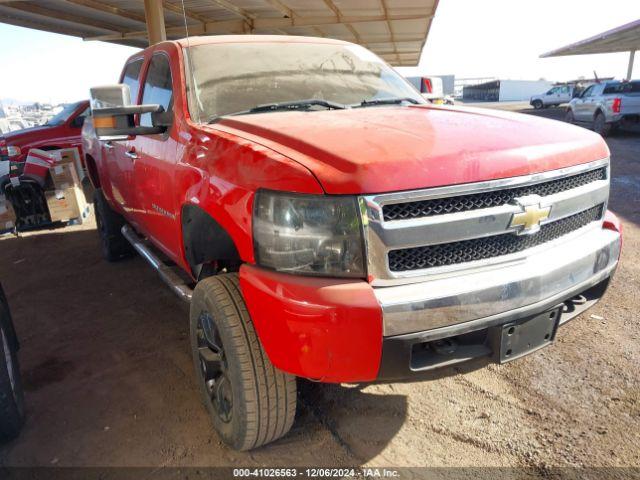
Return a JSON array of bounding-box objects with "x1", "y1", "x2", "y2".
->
[
  {"x1": 85, "y1": 36, "x2": 622, "y2": 450},
  {"x1": 0, "y1": 100, "x2": 89, "y2": 164},
  {"x1": 0, "y1": 101, "x2": 89, "y2": 229}
]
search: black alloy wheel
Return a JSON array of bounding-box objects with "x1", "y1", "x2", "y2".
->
[{"x1": 196, "y1": 312, "x2": 233, "y2": 423}]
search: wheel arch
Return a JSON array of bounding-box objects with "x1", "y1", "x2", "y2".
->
[
  {"x1": 181, "y1": 204, "x2": 242, "y2": 279},
  {"x1": 84, "y1": 153, "x2": 101, "y2": 189}
]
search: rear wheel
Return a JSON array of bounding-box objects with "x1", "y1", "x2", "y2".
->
[
  {"x1": 190, "y1": 273, "x2": 297, "y2": 450},
  {"x1": 593, "y1": 112, "x2": 612, "y2": 137},
  {"x1": 93, "y1": 189, "x2": 133, "y2": 262},
  {"x1": 532, "y1": 100, "x2": 543, "y2": 110},
  {"x1": 0, "y1": 290, "x2": 24, "y2": 442}
]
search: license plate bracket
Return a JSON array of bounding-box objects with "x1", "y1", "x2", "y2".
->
[{"x1": 498, "y1": 307, "x2": 562, "y2": 363}]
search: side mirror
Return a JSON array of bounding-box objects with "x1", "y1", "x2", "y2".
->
[{"x1": 90, "y1": 84, "x2": 165, "y2": 140}]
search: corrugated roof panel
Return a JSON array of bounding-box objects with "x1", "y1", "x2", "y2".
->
[
  {"x1": 541, "y1": 19, "x2": 640, "y2": 57},
  {"x1": 0, "y1": 0, "x2": 439, "y2": 65},
  {"x1": 277, "y1": 0, "x2": 335, "y2": 18},
  {"x1": 332, "y1": 0, "x2": 383, "y2": 18}
]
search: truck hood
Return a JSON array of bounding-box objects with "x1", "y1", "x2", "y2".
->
[
  {"x1": 1, "y1": 125, "x2": 57, "y2": 145},
  {"x1": 214, "y1": 105, "x2": 609, "y2": 194}
]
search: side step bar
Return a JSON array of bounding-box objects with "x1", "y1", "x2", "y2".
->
[{"x1": 121, "y1": 225, "x2": 193, "y2": 303}]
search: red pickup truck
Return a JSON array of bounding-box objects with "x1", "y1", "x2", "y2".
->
[
  {"x1": 0, "y1": 100, "x2": 89, "y2": 163},
  {"x1": 0, "y1": 101, "x2": 89, "y2": 228},
  {"x1": 84, "y1": 35, "x2": 622, "y2": 450}
]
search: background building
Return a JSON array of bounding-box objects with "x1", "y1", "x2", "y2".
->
[{"x1": 463, "y1": 79, "x2": 553, "y2": 102}]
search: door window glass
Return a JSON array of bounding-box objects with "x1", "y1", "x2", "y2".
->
[
  {"x1": 582, "y1": 86, "x2": 595, "y2": 97},
  {"x1": 140, "y1": 54, "x2": 173, "y2": 128},
  {"x1": 121, "y1": 59, "x2": 144, "y2": 105},
  {"x1": 71, "y1": 106, "x2": 90, "y2": 128}
]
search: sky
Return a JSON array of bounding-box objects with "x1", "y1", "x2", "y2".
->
[{"x1": 0, "y1": 0, "x2": 639, "y2": 105}]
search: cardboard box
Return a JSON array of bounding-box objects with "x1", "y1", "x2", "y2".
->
[
  {"x1": 50, "y1": 148, "x2": 85, "y2": 183},
  {"x1": 49, "y1": 162, "x2": 80, "y2": 191},
  {"x1": 45, "y1": 186, "x2": 88, "y2": 223},
  {"x1": 24, "y1": 149, "x2": 55, "y2": 187},
  {"x1": 0, "y1": 196, "x2": 16, "y2": 231}
]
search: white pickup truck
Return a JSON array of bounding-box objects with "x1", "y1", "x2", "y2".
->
[
  {"x1": 566, "y1": 80, "x2": 640, "y2": 136},
  {"x1": 530, "y1": 85, "x2": 575, "y2": 109}
]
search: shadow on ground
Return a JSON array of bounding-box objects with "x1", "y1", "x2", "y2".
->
[{"x1": 0, "y1": 228, "x2": 414, "y2": 466}]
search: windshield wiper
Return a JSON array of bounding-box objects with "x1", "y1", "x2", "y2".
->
[
  {"x1": 208, "y1": 99, "x2": 346, "y2": 123},
  {"x1": 356, "y1": 97, "x2": 420, "y2": 107}
]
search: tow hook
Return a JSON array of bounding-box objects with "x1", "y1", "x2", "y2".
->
[
  {"x1": 430, "y1": 338, "x2": 458, "y2": 355},
  {"x1": 563, "y1": 294, "x2": 588, "y2": 313}
]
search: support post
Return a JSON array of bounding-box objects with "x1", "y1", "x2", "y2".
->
[
  {"x1": 143, "y1": 0, "x2": 166, "y2": 45},
  {"x1": 627, "y1": 50, "x2": 636, "y2": 81}
]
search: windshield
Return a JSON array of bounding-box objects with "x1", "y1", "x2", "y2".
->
[
  {"x1": 186, "y1": 42, "x2": 425, "y2": 122},
  {"x1": 44, "y1": 101, "x2": 83, "y2": 126}
]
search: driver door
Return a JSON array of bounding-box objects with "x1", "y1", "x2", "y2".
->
[
  {"x1": 129, "y1": 50, "x2": 181, "y2": 261},
  {"x1": 573, "y1": 85, "x2": 594, "y2": 121},
  {"x1": 544, "y1": 87, "x2": 559, "y2": 106}
]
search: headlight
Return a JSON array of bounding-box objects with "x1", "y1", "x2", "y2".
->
[
  {"x1": 253, "y1": 190, "x2": 365, "y2": 277},
  {"x1": 6, "y1": 146, "x2": 21, "y2": 158}
]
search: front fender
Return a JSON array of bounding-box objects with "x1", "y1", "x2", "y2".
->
[{"x1": 176, "y1": 126, "x2": 324, "y2": 267}]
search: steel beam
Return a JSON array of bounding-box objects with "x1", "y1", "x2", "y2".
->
[
  {"x1": 144, "y1": 0, "x2": 165, "y2": 45},
  {"x1": 627, "y1": 50, "x2": 636, "y2": 80}
]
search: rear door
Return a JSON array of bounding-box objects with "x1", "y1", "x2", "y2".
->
[
  {"x1": 129, "y1": 50, "x2": 181, "y2": 260},
  {"x1": 558, "y1": 86, "x2": 572, "y2": 104},
  {"x1": 103, "y1": 57, "x2": 144, "y2": 217}
]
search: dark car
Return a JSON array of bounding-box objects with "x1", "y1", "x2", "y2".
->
[{"x1": 0, "y1": 283, "x2": 24, "y2": 441}]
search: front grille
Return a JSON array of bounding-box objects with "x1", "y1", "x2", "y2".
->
[
  {"x1": 388, "y1": 205, "x2": 603, "y2": 272},
  {"x1": 383, "y1": 167, "x2": 606, "y2": 221}
]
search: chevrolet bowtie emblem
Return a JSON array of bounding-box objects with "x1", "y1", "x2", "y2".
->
[{"x1": 509, "y1": 195, "x2": 551, "y2": 235}]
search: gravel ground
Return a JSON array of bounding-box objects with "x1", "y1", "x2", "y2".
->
[{"x1": 0, "y1": 106, "x2": 638, "y2": 477}]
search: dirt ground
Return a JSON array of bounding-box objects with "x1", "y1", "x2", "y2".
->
[{"x1": 0, "y1": 106, "x2": 638, "y2": 475}]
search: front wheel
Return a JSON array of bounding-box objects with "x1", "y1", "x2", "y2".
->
[
  {"x1": 565, "y1": 109, "x2": 575, "y2": 124},
  {"x1": 190, "y1": 273, "x2": 297, "y2": 450},
  {"x1": 532, "y1": 100, "x2": 543, "y2": 110}
]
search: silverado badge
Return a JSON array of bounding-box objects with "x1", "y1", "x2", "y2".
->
[{"x1": 510, "y1": 195, "x2": 551, "y2": 235}]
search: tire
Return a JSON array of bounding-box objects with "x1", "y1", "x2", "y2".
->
[
  {"x1": 93, "y1": 189, "x2": 133, "y2": 262},
  {"x1": 190, "y1": 273, "x2": 297, "y2": 451},
  {"x1": 593, "y1": 112, "x2": 612, "y2": 137},
  {"x1": 565, "y1": 109, "x2": 575, "y2": 124},
  {"x1": 0, "y1": 289, "x2": 24, "y2": 442},
  {"x1": 532, "y1": 100, "x2": 543, "y2": 110}
]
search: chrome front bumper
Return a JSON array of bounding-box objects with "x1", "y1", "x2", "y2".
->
[{"x1": 374, "y1": 226, "x2": 621, "y2": 337}]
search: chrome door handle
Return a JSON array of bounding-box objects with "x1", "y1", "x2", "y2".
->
[
  {"x1": 125, "y1": 150, "x2": 138, "y2": 159},
  {"x1": 104, "y1": 141, "x2": 114, "y2": 150}
]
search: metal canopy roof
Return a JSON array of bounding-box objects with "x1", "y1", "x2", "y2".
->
[
  {"x1": 0, "y1": 0, "x2": 439, "y2": 66},
  {"x1": 541, "y1": 19, "x2": 640, "y2": 57}
]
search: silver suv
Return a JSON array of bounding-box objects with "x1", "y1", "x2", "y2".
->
[{"x1": 566, "y1": 80, "x2": 640, "y2": 136}]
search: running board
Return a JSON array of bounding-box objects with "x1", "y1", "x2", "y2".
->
[{"x1": 121, "y1": 225, "x2": 193, "y2": 303}]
